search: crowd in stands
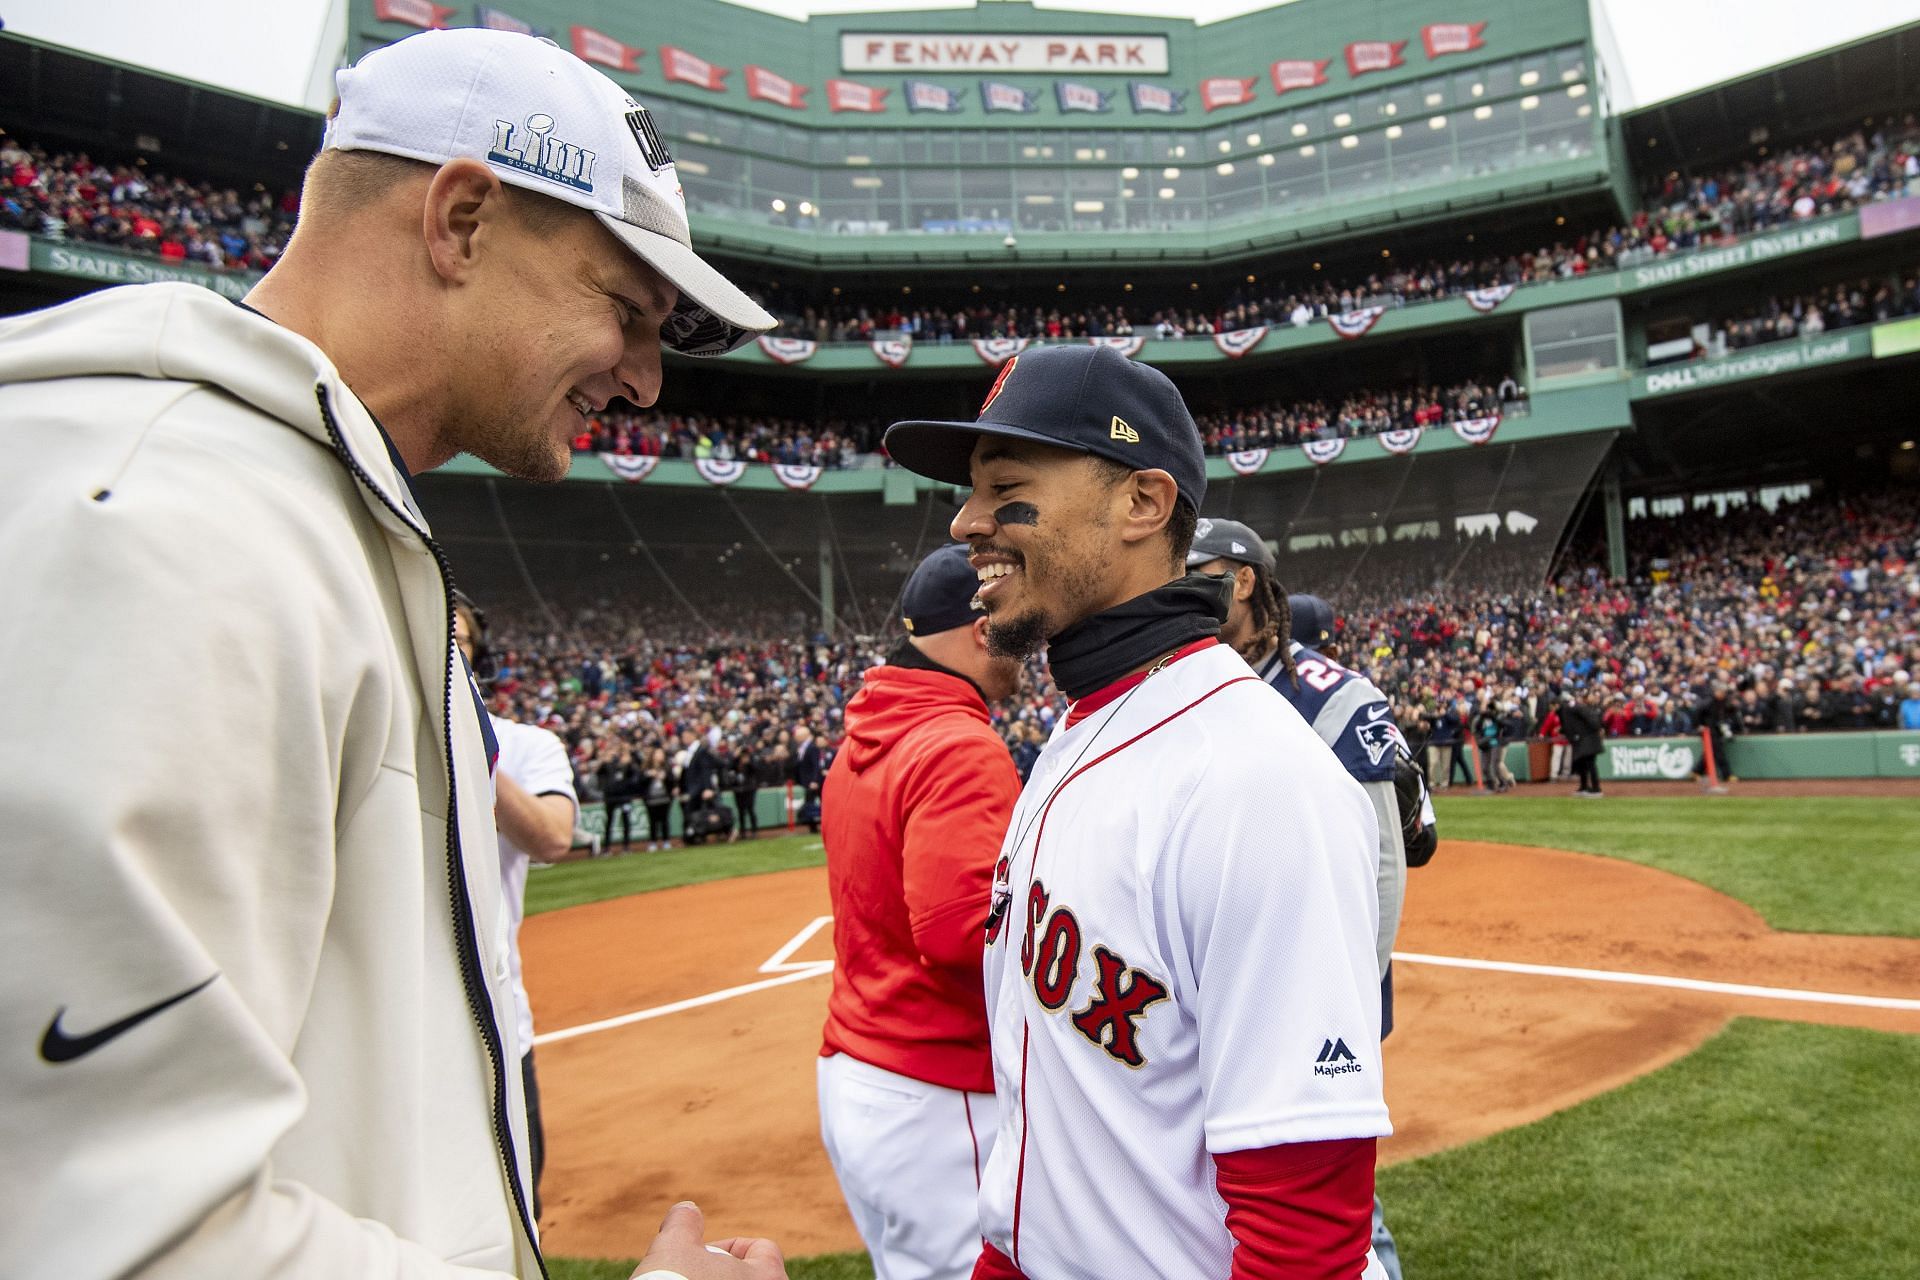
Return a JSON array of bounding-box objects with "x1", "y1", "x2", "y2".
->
[
  {"x1": 470, "y1": 485, "x2": 1916, "y2": 834},
  {"x1": 762, "y1": 122, "x2": 1920, "y2": 344},
  {"x1": 571, "y1": 409, "x2": 885, "y2": 468},
  {"x1": 1705, "y1": 268, "x2": 1920, "y2": 354},
  {"x1": 0, "y1": 136, "x2": 296, "y2": 271},
  {"x1": 575, "y1": 377, "x2": 1525, "y2": 462},
  {"x1": 9, "y1": 119, "x2": 1915, "y2": 339}
]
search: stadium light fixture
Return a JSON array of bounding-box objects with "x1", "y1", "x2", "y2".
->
[
  {"x1": 1246, "y1": 133, "x2": 1261, "y2": 146},
  {"x1": 1470, "y1": 83, "x2": 1484, "y2": 97},
  {"x1": 799, "y1": 201, "x2": 815, "y2": 215},
  {"x1": 1023, "y1": 145, "x2": 1040, "y2": 158},
  {"x1": 771, "y1": 198, "x2": 787, "y2": 212},
  {"x1": 1425, "y1": 92, "x2": 1443, "y2": 106},
  {"x1": 1902, "y1": 440, "x2": 1916, "y2": 450},
  {"x1": 1561, "y1": 68, "x2": 1580, "y2": 83},
  {"x1": 1076, "y1": 148, "x2": 1094, "y2": 161},
  {"x1": 1124, "y1": 282, "x2": 1134, "y2": 291},
  {"x1": 1340, "y1": 135, "x2": 1358, "y2": 149},
  {"x1": 1258, "y1": 154, "x2": 1276, "y2": 166},
  {"x1": 1522, "y1": 96, "x2": 1540, "y2": 110},
  {"x1": 1333, "y1": 112, "x2": 1352, "y2": 127},
  {"x1": 1299, "y1": 144, "x2": 1316, "y2": 157},
  {"x1": 852, "y1": 176, "x2": 884, "y2": 188},
  {"x1": 1568, "y1": 83, "x2": 1588, "y2": 98},
  {"x1": 1173, "y1": 145, "x2": 1188, "y2": 157},
  {"x1": 1245, "y1": 274, "x2": 1257, "y2": 283},
  {"x1": 677, "y1": 158, "x2": 711, "y2": 176},
  {"x1": 1291, "y1": 122, "x2": 1308, "y2": 137},
  {"x1": 1164, "y1": 166, "x2": 1181, "y2": 178},
  {"x1": 1521, "y1": 70, "x2": 1541, "y2": 87},
  {"x1": 845, "y1": 155, "x2": 871, "y2": 165},
  {"x1": 1217, "y1": 162, "x2": 1236, "y2": 175},
  {"x1": 1057, "y1": 282, "x2": 1069, "y2": 291},
  {"x1": 1312, "y1": 262, "x2": 1321, "y2": 270},
  {"x1": 1429, "y1": 116, "x2": 1447, "y2": 130},
  {"x1": 1382, "y1": 103, "x2": 1398, "y2": 116},
  {"x1": 1386, "y1": 125, "x2": 1403, "y2": 140},
  {"x1": 1474, "y1": 105, "x2": 1493, "y2": 120},
  {"x1": 1122, "y1": 166, "x2": 1140, "y2": 179},
  {"x1": 1190, "y1": 282, "x2": 1200, "y2": 290},
  {"x1": 1555, "y1": 215, "x2": 1566, "y2": 225},
  {"x1": 1158, "y1": 187, "x2": 1176, "y2": 199},
  {"x1": 1122, "y1": 187, "x2": 1137, "y2": 197},
  {"x1": 1218, "y1": 139, "x2": 1232, "y2": 153},
  {"x1": 1073, "y1": 201, "x2": 1105, "y2": 213},
  {"x1": 1578, "y1": 105, "x2": 1593, "y2": 118},
  {"x1": 1023, "y1": 194, "x2": 1056, "y2": 204}
]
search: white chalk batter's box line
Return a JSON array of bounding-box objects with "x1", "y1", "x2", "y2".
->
[{"x1": 531, "y1": 920, "x2": 1920, "y2": 1047}]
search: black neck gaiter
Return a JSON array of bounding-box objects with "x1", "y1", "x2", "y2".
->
[{"x1": 1047, "y1": 573, "x2": 1231, "y2": 702}]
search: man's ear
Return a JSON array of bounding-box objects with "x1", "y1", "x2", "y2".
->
[
  {"x1": 971, "y1": 614, "x2": 993, "y2": 652},
  {"x1": 1116, "y1": 468, "x2": 1179, "y2": 548},
  {"x1": 423, "y1": 157, "x2": 508, "y2": 284},
  {"x1": 1233, "y1": 564, "x2": 1258, "y2": 604}
]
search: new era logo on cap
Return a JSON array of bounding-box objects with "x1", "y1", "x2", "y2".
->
[
  {"x1": 884, "y1": 345, "x2": 1207, "y2": 511},
  {"x1": 326, "y1": 27, "x2": 773, "y2": 355}
]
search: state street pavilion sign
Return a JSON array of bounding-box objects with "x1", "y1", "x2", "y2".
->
[{"x1": 841, "y1": 32, "x2": 1170, "y2": 75}]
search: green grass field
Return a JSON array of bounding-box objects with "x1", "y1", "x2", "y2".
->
[
  {"x1": 540, "y1": 794, "x2": 1920, "y2": 1279},
  {"x1": 1432, "y1": 794, "x2": 1920, "y2": 936}
]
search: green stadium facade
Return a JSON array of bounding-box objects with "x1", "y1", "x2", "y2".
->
[{"x1": 2, "y1": 3, "x2": 1918, "y2": 630}]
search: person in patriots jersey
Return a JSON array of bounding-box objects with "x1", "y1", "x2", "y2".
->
[
  {"x1": 885, "y1": 344, "x2": 1390, "y2": 1280},
  {"x1": 1185, "y1": 521, "x2": 1438, "y2": 1280}
]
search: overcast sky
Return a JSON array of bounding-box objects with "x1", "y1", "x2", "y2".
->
[{"x1": 0, "y1": 0, "x2": 1912, "y2": 112}]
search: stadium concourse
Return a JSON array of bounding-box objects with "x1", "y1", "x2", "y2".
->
[{"x1": 474, "y1": 485, "x2": 1918, "y2": 825}]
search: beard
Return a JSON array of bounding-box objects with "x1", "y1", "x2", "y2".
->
[
  {"x1": 458, "y1": 406, "x2": 574, "y2": 484},
  {"x1": 985, "y1": 607, "x2": 1053, "y2": 660}
]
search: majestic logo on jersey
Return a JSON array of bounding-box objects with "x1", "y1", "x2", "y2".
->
[
  {"x1": 1109, "y1": 415, "x2": 1139, "y2": 444},
  {"x1": 1023, "y1": 880, "x2": 1169, "y2": 1066},
  {"x1": 1070, "y1": 946, "x2": 1168, "y2": 1068},
  {"x1": 1314, "y1": 1037, "x2": 1362, "y2": 1076},
  {"x1": 1354, "y1": 716, "x2": 1401, "y2": 767}
]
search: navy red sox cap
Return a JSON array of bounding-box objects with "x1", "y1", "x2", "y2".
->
[
  {"x1": 1185, "y1": 517, "x2": 1275, "y2": 572},
  {"x1": 1289, "y1": 593, "x2": 1337, "y2": 647},
  {"x1": 900, "y1": 544, "x2": 982, "y2": 637},
  {"x1": 884, "y1": 345, "x2": 1207, "y2": 512}
]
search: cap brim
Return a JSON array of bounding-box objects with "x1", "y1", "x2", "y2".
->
[
  {"x1": 599, "y1": 217, "x2": 776, "y2": 357},
  {"x1": 883, "y1": 418, "x2": 1092, "y2": 486}
]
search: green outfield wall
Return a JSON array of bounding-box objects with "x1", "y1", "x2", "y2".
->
[{"x1": 1494, "y1": 731, "x2": 1920, "y2": 783}]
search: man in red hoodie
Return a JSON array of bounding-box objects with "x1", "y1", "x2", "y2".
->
[{"x1": 819, "y1": 543, "x2": 1025, "y2": 1280}]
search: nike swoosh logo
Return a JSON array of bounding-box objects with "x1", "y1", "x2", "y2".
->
[
  {"x1": 39, "y1": 974, "x2": 218, "y2": 1064},
  {"x1": 1364, "y1": 705, "x2": 1392, "y2": 721}
]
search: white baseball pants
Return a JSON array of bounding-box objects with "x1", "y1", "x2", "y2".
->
[{"x1": 817, "y1": 1053, "x2": 996, "y2": 1280}]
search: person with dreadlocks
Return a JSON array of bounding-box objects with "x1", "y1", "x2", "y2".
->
[{"x1": 1186, "y1": 519, "x2": 1436, "y2": 1280}]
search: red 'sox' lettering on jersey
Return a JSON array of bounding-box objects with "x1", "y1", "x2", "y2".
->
[{"x1": 1070, "y1": 945, "x2": 1169, "y2": 1068}]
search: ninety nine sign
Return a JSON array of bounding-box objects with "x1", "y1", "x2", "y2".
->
[{"x1": 843, "y1": 33, "x2": 1169, "y2": 75}]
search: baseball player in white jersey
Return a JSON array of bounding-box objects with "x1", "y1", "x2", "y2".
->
[
  {"x1": 456, "y1": 593, "x2": 584, "y2": 1222},
  {"x1": 884, "y1": 345, "x2": 1390, "y2": 1280},
  {"x1": 1185, "y1": 525, "x2": 1438, "y2": 1280}
]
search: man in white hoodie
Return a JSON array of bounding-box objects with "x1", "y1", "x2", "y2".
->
[{"x1": 0, "y1": 27, "x2": 782, "y2": 1280}]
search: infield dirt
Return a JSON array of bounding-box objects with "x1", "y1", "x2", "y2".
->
[{"x1": 522, "y1": 840, "x2": 1920, "y2": 1260}]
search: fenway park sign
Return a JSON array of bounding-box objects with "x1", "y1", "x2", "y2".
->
[{"x1": 842, "y1": 33, "x2": 1169, "y2": 75}]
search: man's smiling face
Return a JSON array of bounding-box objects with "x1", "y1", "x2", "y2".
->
[{"x1": 949, "y1": 437, "x2": 1125, "y2": 659}]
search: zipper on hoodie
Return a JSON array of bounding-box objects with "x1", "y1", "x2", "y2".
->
[{"x1": 315, "y1": 386, "x2": 547, "y2": 1276}]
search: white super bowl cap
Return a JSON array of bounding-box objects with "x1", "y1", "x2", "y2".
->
[{"x1": 324, "y1": 27, "x2": 775, "y2": 356}]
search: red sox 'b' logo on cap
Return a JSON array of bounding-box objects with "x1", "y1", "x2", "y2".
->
[{"x1": 980, "y1": 354, "x2": 1020, "y2": 415}]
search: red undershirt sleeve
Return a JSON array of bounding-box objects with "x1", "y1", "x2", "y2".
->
[{"x1": 1215, "y1": 1137, "x2": 1376, "y2": 1280}]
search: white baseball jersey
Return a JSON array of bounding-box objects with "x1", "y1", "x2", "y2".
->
[
  {"x1": 490, "y1": 714, "x2": 579, "y2": 1055},
  {"x1": 978, "y1": 642, "x2": 1389, "y2": 1278}
]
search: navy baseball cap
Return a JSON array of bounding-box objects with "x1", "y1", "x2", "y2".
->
[
  {"x1": 1288, "y1": 593, "x2": 1336, "y2": 647},
  {"x1": 884, "y1": 345, "x2": 1207, "y2": 511},
  {"x1": 901, "y1": 544, "x2": 983, "y2": 637},
  {"x1": 1185, "y1": 517, "x2": 1274, "y2": 571}
]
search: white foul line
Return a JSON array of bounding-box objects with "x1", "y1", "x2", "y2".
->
[
  {"x1": 1392, "y1": 951, "x2": 1920, "y2": 1012},
  {"x1": 533, "y1": 917, "x2": 835, "y2": 1046},
  {"x1": 762, "y1": 915, "x2": 834, "y2": 973}
]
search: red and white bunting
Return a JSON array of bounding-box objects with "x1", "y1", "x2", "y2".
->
[
  {"x1": 1302, "y1": 437, "x2": 1348, "y2": 466},
  {"x1": 1270, "y1": 59, "x2": 1330, "y2": 95},
  {"x1": 1212, "y1": 325, "x2": 1269, "y2": 358},
  {"x1": 1465, "y1": 283, "x2": 1515, "y2": 313},
  {"x1": 1087, "y1": 335, "x2": 1145, "y2": 357},
  {"x1": 973, "y1": 336, "x2": 1029, "y2": 366},
  {"x1": 1422, "y1": 22, "x2": 1489, "y2": 59},
  {"x1": 660, "y1": 46, "x2": 729, "y2": 91},
  {"x1": 1345, "y1": 41, "x2": 1407, "y2": 77},
  {"x1": 1378, "y1": 427, "x2": 1422, "y2": 455},
  {"x1": 599, "y1": 453, "x2": 659, "y2": 483},
  {"x1": 1327, "y1": 306, "x2": 1386, "y2": 340},
  {"x1": 693, "y1": 457, "x2": 748, "y2": 486},
  {"x1": 1200, "y1": 77, "x2": 1258, "y2": 112},
  {"x1": 1452, "y1": 414, "x2": 1501, "y2": 446},
  {"x1": 872, "y1": 336, "x2": 912, "y2": 368},
  {"x1": 746, "y1": 65, "x2": 809, "y2": 109},
  {"x1": 372, "y1": 0, "x2": 452, "y2": 28},
  {"x1": 756, "y1": 336, "x2": 817, "y2": 364},
  {"x1": 571, "y1": 25, "x2": 643, "y2": 72},
  {"x1": 1226, "y1": 448, "x2": 1270, "y2": 476},
  {"x1": 773, "y1": 463, "x2": 824, "y2": 491},
  {"x1": 827, "y1": 79, "x2": 890, "y2": 113}
]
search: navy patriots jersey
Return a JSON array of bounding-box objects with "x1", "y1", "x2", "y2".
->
[{"x1": 1255, "y1": 642, "x2": 1405, "y2": 783}]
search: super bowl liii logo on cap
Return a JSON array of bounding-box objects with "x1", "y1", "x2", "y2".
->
[{"x1": 489, "y1": 113, "x2": 595, "y2": 192}]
